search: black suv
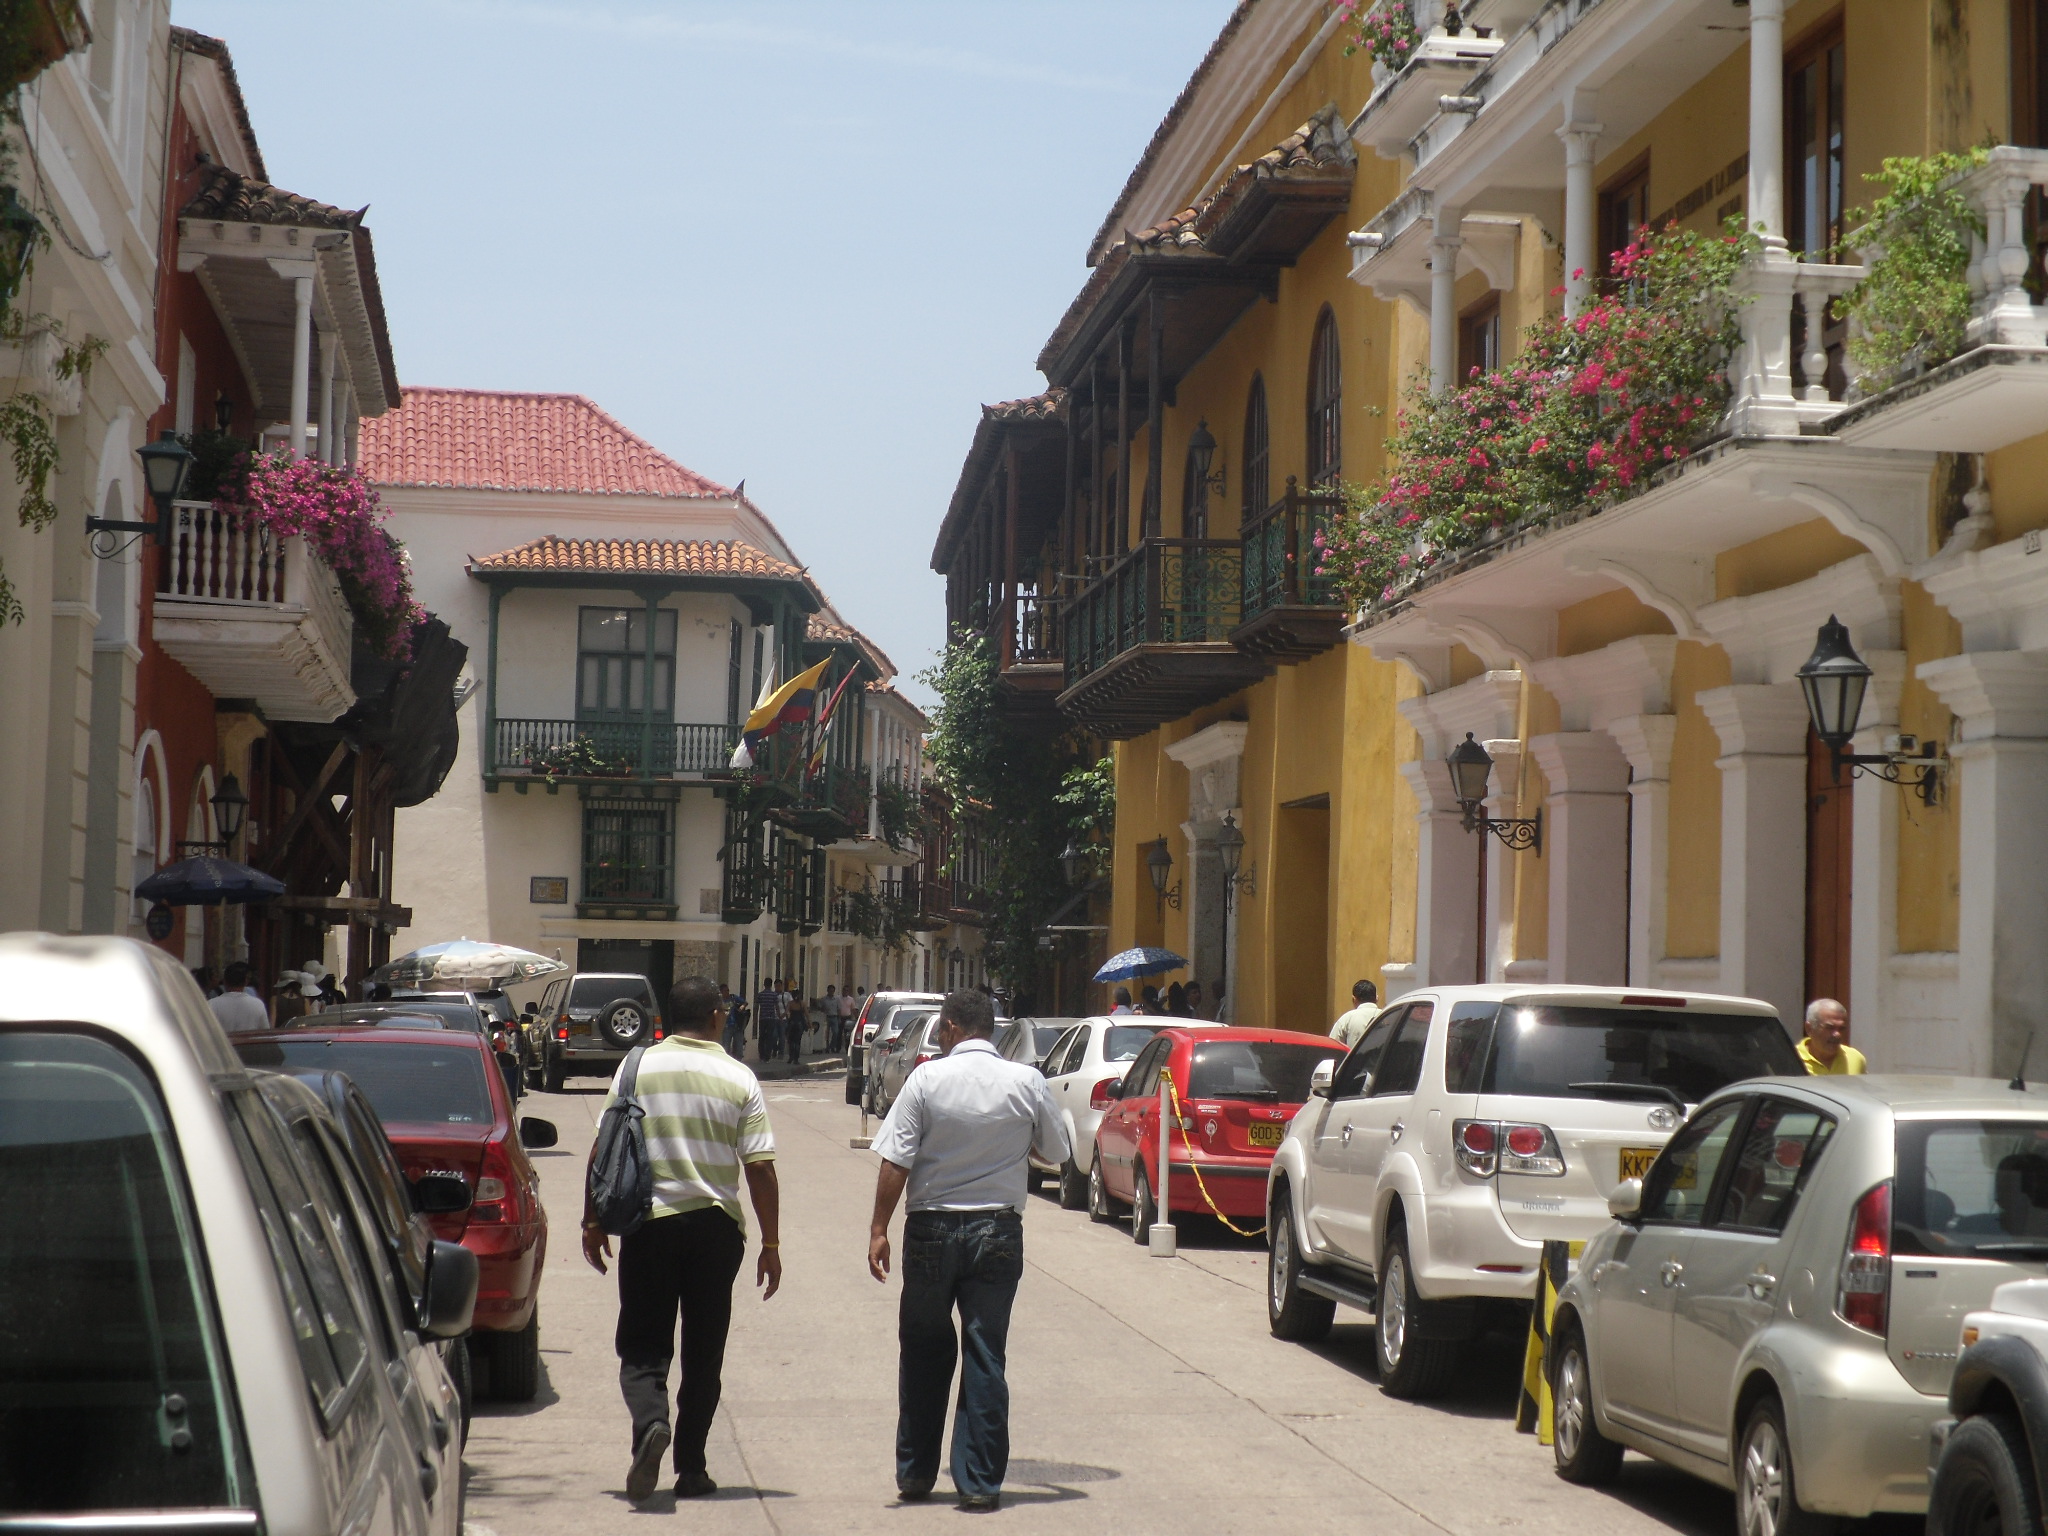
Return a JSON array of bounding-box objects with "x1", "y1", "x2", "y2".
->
[{"x1": 526, "y1": 972, "x2": 663, "y2": 1091}]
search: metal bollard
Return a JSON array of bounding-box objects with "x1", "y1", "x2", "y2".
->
[{"x1": 1149, "y1": 1072, "x2": 1177, "y2": 1256}]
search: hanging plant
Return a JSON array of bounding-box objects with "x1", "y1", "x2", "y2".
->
[
  {"x1": 1835, "y1": 148, "x2": 1989, "y2": 395},
  {"x1": 1338, "y1": 0, "x2": 1423, "y2": 72}
]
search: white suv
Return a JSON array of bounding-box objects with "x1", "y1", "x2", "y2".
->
[{"x1": 1264, "y1": 984, "x2": 1801, "y2": 1397}]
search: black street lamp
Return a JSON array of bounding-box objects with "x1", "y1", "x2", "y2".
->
[
  {"x1": 89, "y1": 429, "x2": 196, "y2": 556},
  {"x1": 1216, "y1": 810, "x2": 1256, "y2": 912},
  {"x1": 210, "y1": 773, "x2": 249, "y2": 846},
  {"x1": 1186, "y1": 419, "x2": 1226, "y2": 501},
  {"x1": 1144, "y1": 836, "x2": 1182, "y2": 918},
  {"x1": 1060, "y1": 838, "x2": 1092, "y2": 889},
  {"x1": 1448, "y1": 734, "x2": 1542, "y2": 852},
  {"x1": 1795, "y1": 615, "x2": 1947, "y2": 805}
]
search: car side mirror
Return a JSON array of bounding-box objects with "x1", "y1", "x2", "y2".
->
[
  {"x1": 1608, "y1": 1177, "x2": 1644, "y2": 1222},
  {"x1": 1309, "y1": 1059, "x2": 1336, "y2": 1098},
  {"x1": 519, "y1": 1117, "x2": 559, "y2": 1150},
  {"x1": 412, "y1": 1173, "x2": 472, "y2": 1215},
  {"x1": 419, "y1": 1238, "x2": 478, "y2": 1339}
]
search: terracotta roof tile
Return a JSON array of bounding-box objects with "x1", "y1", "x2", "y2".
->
[
  {"x1": 808, "y1": 614, "x2": 896, "y2": 679},
  {"x1": 170, "y1": 29, "x2": 266, "y2": 181},
  {"x1": 359, "y1": 388, "x2": 732, "y2": 498},
  {"x1": 180, "y1": 163, "x2": 357, "y2": 228},
  {"x1": 470, "y1": 535, "x2": 802, "y2": 581}
]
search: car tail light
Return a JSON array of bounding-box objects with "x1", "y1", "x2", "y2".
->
[
  {"x1": 555, "y1": 1025, "x2": 568, "y2": 1041},
  {"x1": 469, "y1": 1139, "x2": 522, "y2": 1225},
  {"x1": 1838, "y1": 1180, "x2": 1892, "y2": 1336},
  {"x1": 654, "y1": 1028, "x2": 664, "y2": 1041},
  {"x1": 1454, "y1": 1119, "x2": 1498, "y2": 1177},
  {"x1": 1089, "y1": 1077, "x2": 1122, "y2": 1110}
]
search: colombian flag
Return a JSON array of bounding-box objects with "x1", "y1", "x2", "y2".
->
[{"x1": 729, "y1": 658, "x2": 830, "y2": 771}]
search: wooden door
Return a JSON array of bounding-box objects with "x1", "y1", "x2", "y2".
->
[{"x1": 1804, "y1": 731, "x2": 1852, "y2": 1008}]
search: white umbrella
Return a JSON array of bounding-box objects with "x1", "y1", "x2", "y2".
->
[{"x1": 370, "y1": 939, "x2": 568, "y2": 989}]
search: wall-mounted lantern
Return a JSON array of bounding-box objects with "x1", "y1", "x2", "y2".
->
[
  {"x1": 1448, "y1": 733, "x2": 1541, "y2": 852},
  {"x1": 1795, "y1": 615, "x2": 1947, "y2": 806},
  {"x1": 1144, "y1": 837, "x2": 1182, "y2": 919},
  {"x1": 1216, "y1": 811, "x2": 1257, "y2": 912}
]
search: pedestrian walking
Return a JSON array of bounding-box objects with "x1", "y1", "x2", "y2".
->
[
  {"x1": 720, "y1": 985, "x2": 747, "y2": 1058},
  {"x1": 1108, "y1": 986, "x2": 1134, "y2": 1015},
  {"x1": 783, "y1": 981, "x2": 805, "y2": 1064},
  {"x1": 207, "y1": 961, "x2": 269, "y2": 1032},
  {"x1": 867, "y1": 989, "x2": 1069, "y2": 1511},
  {"x1": 1184, "y1": 980, "x2": 1206, "y2": 1020},
  {"x1": 756, "y1": 978, "x2": 783, "y2": 1062},
  {"x1": 823, "y1": 985, "x2": 842, "y2": 1052},
  {"x1": 1166, "y1": 982, "x2": 1191, "y2": 1017},
  {"x1": 1330, "y1": 979, "x2": 1381, "y2": 1049},
  {"x1": 583, "y1": 975, "x2": 782, "y2": 1504},
  {"x1": 1798, "y1": 997, "x2": 1866, "y2": 1074}
]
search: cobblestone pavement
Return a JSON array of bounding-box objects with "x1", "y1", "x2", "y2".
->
[{"x1": 461, "y1": 1070, "x2": 1917, "y2": 1536}]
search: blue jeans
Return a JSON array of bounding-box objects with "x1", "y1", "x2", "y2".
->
[{"x1": 896, "y1": 1207, "x2": 1023, "y2": 1499}]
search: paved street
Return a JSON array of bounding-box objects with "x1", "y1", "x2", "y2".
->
[{"x1": 460, "y1": 1070, "x2": 1838, "y2": 1536}]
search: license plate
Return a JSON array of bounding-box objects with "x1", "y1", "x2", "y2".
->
[
  {"x1": 1619, "y1": 1146, "x2": 1660, "y2": 1181},
  {"x1": 1248, "y1": 1123, "x2": 1285, "y2": 1148}
]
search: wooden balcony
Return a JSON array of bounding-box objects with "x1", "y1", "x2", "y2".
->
[
  {"x1": 487, "y1": 717, "x2": 735, "y2": 787},
  {"x1": 1232, "y1": 479, "x2": 1350, "y2": 663},
  {"x1": 994, "y1": 587, "x2": 1065, "y2": 724},
  {"x1": 1058, "y1": 537, "x2": 1266, "y2": 737}
]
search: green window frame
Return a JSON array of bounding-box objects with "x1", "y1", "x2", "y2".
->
[
  {"x1": 582, "y1": 798, "x2": 674, "y2": 904},
  {"x1": 577, "y1": 606, "x2": 677, "y2": 723}
]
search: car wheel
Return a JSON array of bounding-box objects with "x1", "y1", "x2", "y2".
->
[
  {"x1": 1550, "y1": 1320, "x2": 1622, "y2": 1484},
  {"x1": 447, "y1": 1337, "x2": 473, "y2": 1447},
  {"x1": 1737, "y1": 1396, "x2": 1829, "y2": 1536},
  {"x1": 543, "y1": 1054, "x2": 565, "y2": 1094},
  {"x1": 1131, "y1": 1165, "x2": 1157, "y2": 1245},
  {"x1": 1266, "y1": 1190, "x2": 1335, "y2": 1342},
  {"x1": 488, "y1": 1308, "x2": 541, "y2": 1403},
  {"x1": 1059, "y1": 1157, "x2": 1088, "y2": 1211},
  {"x1": 1932, "y1": 1413, "x2": 2041, "y2": 1536},
  {"x1": 598, "y1": 999, "x2": 650, "y2": 1050},
  {"x1": 1087, "y1": 1155, "x2": 1121, "y2": 1224},
  {"x1": 1374, "y1": 1228, "x2": 1457, "y2": 1400}
]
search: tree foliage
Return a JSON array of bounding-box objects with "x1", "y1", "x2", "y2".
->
[{"x1": 1837, "y1": 149, "x2": 1989, "y2": 394}]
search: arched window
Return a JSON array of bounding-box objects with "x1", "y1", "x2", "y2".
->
[
  {"x1": 1307, "y1": 307, "x2": 1342, "y2": 487},
  {"x1": 1241, "y1": 374, "x2": 1269, "y2": 525}
]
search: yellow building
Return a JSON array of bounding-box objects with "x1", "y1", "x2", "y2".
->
[{"x1": 936, "y1": 0, "x2": 2048, "y2": 1074}]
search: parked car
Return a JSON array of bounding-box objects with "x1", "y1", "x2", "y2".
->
[
  {"x1": 1032, "y1": 1017, "x2": 1170, "y2": 1207},
  {"x1": 0, "y1": 932, "x2": 476, "y2": 1533},
  {"x1": 1929, "y1": 1276, "x2": 2048, "y2": 1536},
  {"x1": 846, "y1": 990, "x2": 942, "y2": 1106},
  {"x1": 235, "y1": 1023, "x2": 558, "y2": 1401},
  {"x1": 1266, "y1": 984, "x2": 1801, "y2": 1398},
  {"x1": 292, "y1": 995, "x2": 527, "y2": 1103},
  {"x1": 524, "y1": 971, "x2": 664, "y2": 1091},
  {"x1": 1549, "y1": 1076, "x2": 2048, "y2": 1536},
  {"x1": 869, "y1": 1007, "x2": 944, "y2": 1117},
  {"x1": 1093, "y1": 1027, "x2": 1344, "y2": 1241},
  {"x1": 999, "y1": 1016, "x2": 1076, "y2": 1069}
]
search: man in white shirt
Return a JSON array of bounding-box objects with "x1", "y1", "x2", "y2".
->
[
  {"x1": 1330, "y1": 978, "x2": 1380, "y2": 1049},
  {"x1": 207, "y1": 961, "x2": 269, "y2": 1033},
  {"x1": 867, "y1": 990, "x2": 1068, "y2": 1512}
]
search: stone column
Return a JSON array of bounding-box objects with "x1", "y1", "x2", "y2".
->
[
  {"x1": 1400, "y1": 758, "x2": 1481, "y2": 987},
  {"x1": 1848, "y1": 652, "x2": 1904, "y2": 1065},
  {"x1": 288, "y1": 274, "x2": 314, "y2": 457},
  {"x1": 1698, "y1": 683, "x2": 1810, "y2": 1025},
  {"x1": 1558, "y1": 118, "x2": 1602, "y2": 318},
  {"x1": 1608, "y1": 714, "x2": 1678, "y2": 987},
  {"x1": 1165, "y1": 721, "x2": 1249, "y2": 1014},
  {"x1": 317, "y1": 329, "x2": 336, "y2": 464},
  {"x1": 1748, "y1": 0, "x2": 1787, "y2": 243},
  {"x1": 1429, "y1": 205, "x2": 1464, "y2": 395},
  {"x1": 1481, "y1": 738, "x2": 1524, "y2": 982},
  {"x1": 1530, "y1": 732, "x2": 1632, "y2": 984},
  {"x1": 1918, "y1": 652, "x2": 2048, "y2": 1077}
]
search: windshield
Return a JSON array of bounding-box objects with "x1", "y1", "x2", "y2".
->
[
  {"x1": 1105, "y1": 1025, "x2": 1162, "y2": 1062},
  {"x1": 0, "y1": 1032, "x2": 244, "y2": 1511},
  {"x1": 312, "y1": 1005, "x2": 475, "y2": 1032},
  {"x1": 1897, "y1": 1119, "x2": 2048, "y2": 1257},
  {"x1": 1480, "y1": 1005, "x2": 1798, "y2": 1104},
  {"x1": 238, "y1": 1039, "x2": 494, "y2": 1128},
  {"x1": 1189, "y1": 1040, "x2": 1344, "y2": 1102},
  {"x1": 1030, "y1": 1024, "x2": 1068, "y2": 1054},
  {"x1": 567, "y1": 978, "x2": 652, "y2": 1012}
]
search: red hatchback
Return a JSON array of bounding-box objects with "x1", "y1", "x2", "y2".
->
[
  {"x1": 1092, "y1": 1027, "x2": 1344, "y2": 1239},
  {"x1": 234, "y1": 1026, "x2": 556, "y2": 1400}
]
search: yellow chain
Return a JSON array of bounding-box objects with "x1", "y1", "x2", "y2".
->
[{"x1": 1156, "y1": 1067, "x2": 1267, "y2": 1239}]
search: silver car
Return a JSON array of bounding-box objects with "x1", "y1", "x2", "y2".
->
[{"x1": 1551, "y1": 1075, "x2": 2048, "y2": 1536}]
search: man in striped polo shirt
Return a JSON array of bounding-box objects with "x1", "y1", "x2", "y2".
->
[{"x1": 582, "y1": 974, "x2": 782, "y2": 1503}]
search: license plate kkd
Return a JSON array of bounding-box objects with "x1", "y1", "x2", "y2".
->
[
  {"x1": 1618, "y1": 1146, "x2": 1660, "y2": 1181},
  {"x1": 1248, "y1": 1123, "x2": 1285, "y2": 1148}
]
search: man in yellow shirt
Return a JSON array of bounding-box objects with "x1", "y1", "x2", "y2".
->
[{"x1": 1797, "y1": 998, "x2": 1867, "y2": 1075}]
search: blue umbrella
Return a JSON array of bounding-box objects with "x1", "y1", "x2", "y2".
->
[
  {"x1": 1093, "y1": 947, "x2": 1188, "y2": 983},
  {"x1": 135, "y1": 855, "x2": 285, "y2": 906}
]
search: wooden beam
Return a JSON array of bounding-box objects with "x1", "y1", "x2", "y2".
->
[{"x1": 261, "y1": 742, "x2": 350, "y2": 873}]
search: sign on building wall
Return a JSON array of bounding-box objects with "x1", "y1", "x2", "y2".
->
[{"x1": 529, "y1": 876, "x2": 569, "y2": 904}]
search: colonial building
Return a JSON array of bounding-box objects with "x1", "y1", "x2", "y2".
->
[{"x1": 938, "y1": 0, "x2": 2048, "y2": 1073}]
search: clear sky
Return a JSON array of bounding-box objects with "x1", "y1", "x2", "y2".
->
[{"x1": 167, "y1": 0, "x2": 1240, "y2": 706}]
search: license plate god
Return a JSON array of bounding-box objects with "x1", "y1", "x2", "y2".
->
[{"x1": 1249, "y1": 1123, "x2": 1285, "y2": 1148}]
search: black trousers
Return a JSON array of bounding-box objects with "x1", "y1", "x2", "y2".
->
[{"x1": 615, "y1": 1208, "x2": 747, "y2": 1474}]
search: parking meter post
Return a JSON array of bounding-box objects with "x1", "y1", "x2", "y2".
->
[{"x1": 1150, "y1": 1072, "x2": 1177, "y2": 1257}]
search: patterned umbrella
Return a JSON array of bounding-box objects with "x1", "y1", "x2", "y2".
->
[
  {"x1": 134, "y1": 855, "x2": 285, "y2": 906},
  {"x1": 1092, "y1": 947, "x2": 1188, "y2": 983},
  {"x1": 370, "y1": 940, "x2": 567, "y2": 988}
]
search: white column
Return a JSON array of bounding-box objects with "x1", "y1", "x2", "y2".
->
[
  {"x1": 317, "y1": 330, "x2": 336, "y2": 464},
  {"x1": 1400, "y1": 758, "x2": 1481, "y2": 986},
  {"x1": 1530, "y1": 732, "x2": 1631, "y2": 984},
  {"x1": 1919, "y1": 652, "x2": 2048, "y2": 1078},
  {"x1": 1608, "y1": 714, "x2": 1677, "y2": 987},
  {"x1": 1698, "y1": 683, "x2": 1810, "y2": 1026},
  {"x1": 1482, "y1": 738, "x2": 1524, "y2": 983},
  {"x1": 1429, "y1": 205, "x2": 1464, "y2": 395},
  {"x1": 1558, "y1": 119, "x2": 1602, "y2": 318},
  {"x1": 1848, "y1": 653, "x2": 1904, "y2": 1065},
  {"x1": 1747, "y1": 0, "x2": 1787, "y2": 245},
  {"x1": 288, "y1": 275, "x2": 314, "y2": 457}
]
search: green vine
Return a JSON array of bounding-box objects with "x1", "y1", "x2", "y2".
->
[
  {"x1": 840, "y1": 876, "x2": 916, "y2": 952},
  {"x1": 874, "y1": 767, "x2": 925, "y2": 850},
  {"x1": 529, "y1": 735, "x2": 633, "y2": 784},
  {"x1": 1837, "y1": 148, "x2": 1990, "y2": 395}
]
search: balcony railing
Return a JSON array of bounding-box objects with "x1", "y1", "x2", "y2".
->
[
  {"x1": 1009, "y1": 588, "x2": 1061, "y2": 664},
  {"x1": 1063, "y1": 537, "x2": 1243, "y2": 686},
  {"x1": 1241, "y1": 479, "x2": 1344, "y2": 618},
  {"x1": 489, "y1": 717, "x2": 735, "y2": 780}
]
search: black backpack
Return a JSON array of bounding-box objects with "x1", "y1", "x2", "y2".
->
[{"x1": 587, "y1": 1046, "x2": 654, "y2": 1236}]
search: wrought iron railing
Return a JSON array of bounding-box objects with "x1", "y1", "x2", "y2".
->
[
  {"x1": 1009, "y1": 588, "x2": 1062, "y2": 664},
  {"x1": 489, "y1": 718, "x2": 735, "y2": 778},
  {"x1": 1240, "y1": 478, "x2": 1346, "y2": 621},
  {"x1": 581, "y1": 798, "x2": 673, "y2": 905},
  {"x1": 1062, "y1": 537, "x2": 1244, "y2": 686}
]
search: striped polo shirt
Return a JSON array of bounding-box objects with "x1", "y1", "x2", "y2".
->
[{"x1": 602, "y1": 1036, "x2": 776, "y2": 1230}]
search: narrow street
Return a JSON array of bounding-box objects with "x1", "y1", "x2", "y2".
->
[{"x1": 467, "y1": 1073, "x2": 1752, "y2": 1536}]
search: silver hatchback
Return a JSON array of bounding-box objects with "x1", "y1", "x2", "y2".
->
[{"x1": 1551, "y1": 1075, "x2": 2048, "y2": 1536}]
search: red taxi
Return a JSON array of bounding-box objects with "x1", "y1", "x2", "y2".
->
[
  {"x1": 234, "y1": 1024, "x2": 556, "y2": 1400},
  {"x1": 1092, "y1": 1027, "x2": 1344, "y2": 1238}
]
